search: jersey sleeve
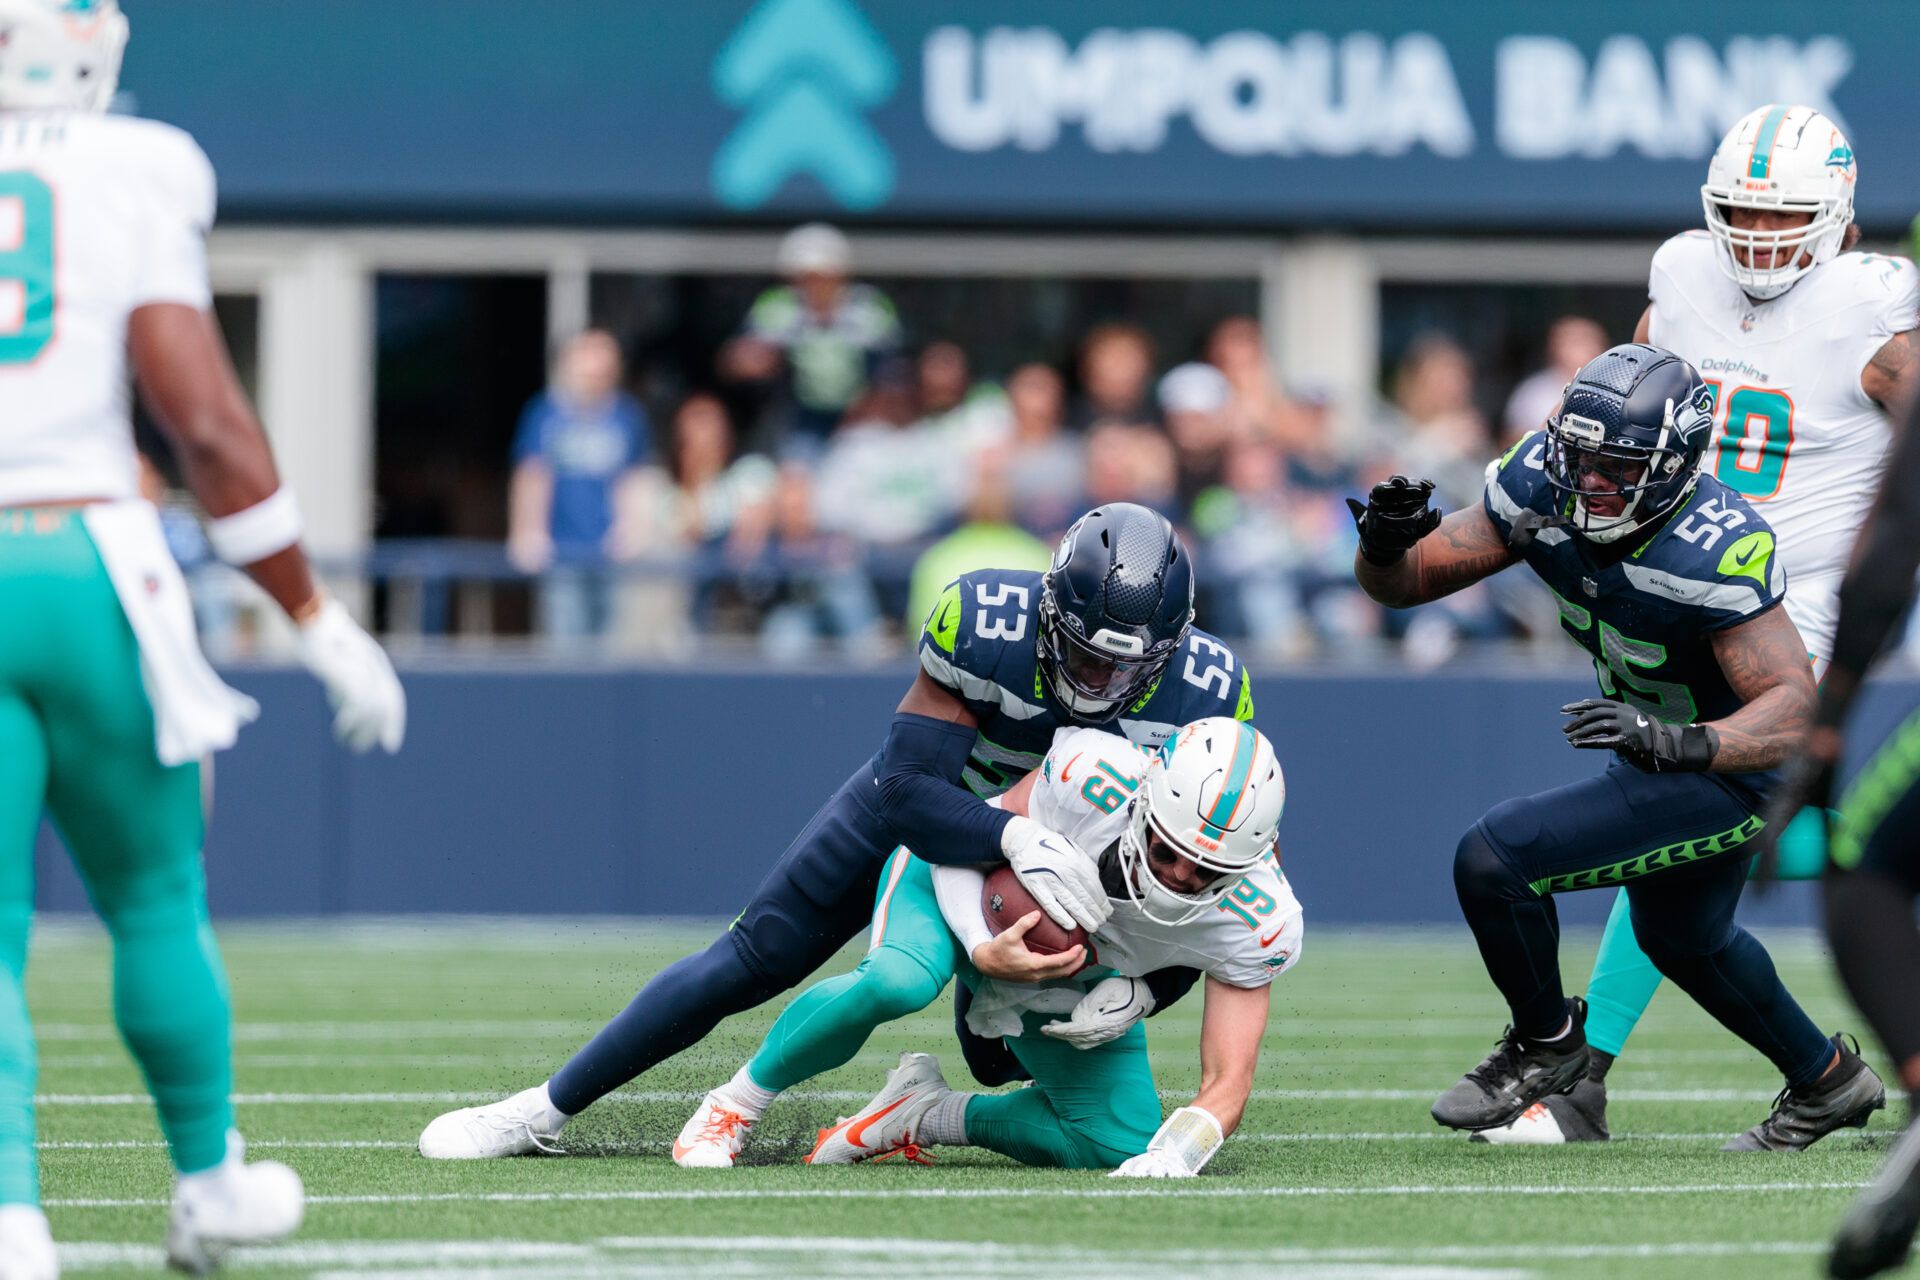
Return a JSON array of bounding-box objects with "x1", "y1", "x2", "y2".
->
[
  {"x1": 1659, "y1": 490, "x2": 1789, "y2": 633},
  {"x1": 1206, "y1": 868, "x2": 1304, "y2": 989},
  {"x1": 1845, "y1": 253, "x2": 1920, "y2": 398},
  {"x1": 131, "y1": 125, "x2": 216, "y2": 310},
  {"x1": 916, "y1": 576, "x2": 970, "y2": 695},
  {"x1": 1028, "y1": 728, "x2": 1150, "y2": 853},
  {"x1": 1645, "y1": 231, "x2": 1712, "y2": 346},
  {"x1": 1480, "y1": 429, "x2": 1552, "y2": 543}
]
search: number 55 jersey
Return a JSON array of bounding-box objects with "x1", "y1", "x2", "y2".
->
[
  {"x1": 1484, "y1": 433, "x2": 1787, "y2": 736},
  {"x1": 0, "y1": 112, "x2": 214, "y2": 506},
  {"x1": 1648, "y1": 232, "x2": 1919, "y2": 665},
  {"x1": 915, "y1": 567, "x2": 1254, "y2": 799}
]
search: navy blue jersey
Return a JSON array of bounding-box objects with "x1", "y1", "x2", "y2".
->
[
  {"x1": 1484, "y1": 432, "x2": 1788, "y2": 726},
  {"x1": 916, "y1": 568, "x2": 1253, "y2": 798}
]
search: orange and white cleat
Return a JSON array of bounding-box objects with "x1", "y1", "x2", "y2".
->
[
  {"x1": 807, "y1": 1052, "x2": 950, "y2": 1166},
  {"x1": 672, "y1": 1091, "x2": 757, "y2": 1169}
]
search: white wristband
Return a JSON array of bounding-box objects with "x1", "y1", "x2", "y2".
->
[{"x1": 205, "y1": 488, "x2": 303, "y2": 566}]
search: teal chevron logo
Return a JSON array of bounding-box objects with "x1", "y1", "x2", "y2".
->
[{"x1": 711, "y1": 0, "x2": 897, "y2": 211}]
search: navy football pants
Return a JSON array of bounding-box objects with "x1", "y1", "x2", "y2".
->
[
  {"x1": 1825, "y1": 704, "x2": 1920, "y2": 1075},
  {"x1": 548, "y1": 763, "x2": 896, "y2": 1114},
  {"x1": 1453, "y1": 762, "x2": 1833, "y2": 1087}
]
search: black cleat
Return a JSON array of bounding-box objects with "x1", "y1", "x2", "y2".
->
[
  {"x1": 1469, "y1": 1076, "x2": 1610, "y2": 1144},
  {"x1": 1830, "y1": 1116, "x2": 1920, "y2": 1279},
  {"x1": 1433, "y1": 999, "x2": 1590, "y2": 1132},
  {"x1": 1724, "y1": 1034, "x2": 1886, "y2": 1152}
]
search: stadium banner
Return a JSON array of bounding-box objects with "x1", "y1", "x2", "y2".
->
[
  {"x1": 126, "y1": 0, "x2": 1910, "y2": 229},
  {"x1": 32, "y1": 667, "x2": 1914, "y2": 924}
]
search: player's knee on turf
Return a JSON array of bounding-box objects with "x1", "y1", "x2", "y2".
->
[{"x1": 1453, "y1": 821, "x2": 1531, "y2": 905}]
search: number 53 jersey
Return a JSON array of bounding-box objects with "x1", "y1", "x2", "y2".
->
[
  {"x1": 0, "y1": 113, "x2": 215, "y2": 506},
  {"x1": 1484, "y1": 432, "x2": 1789, "y2": 729},
  {"x1": 916, "y1": 567, "x2": 1254, "y2": 800},
  {"x1": 1648, "y1": 232, "x2": 1920, "y2": 664}
]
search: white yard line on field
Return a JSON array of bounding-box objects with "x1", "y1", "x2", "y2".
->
[
  {"x1": 53, "y1": 1233, "x2": 1835, "y2": 1268},
  {"x1": 42, "y1": 1179, "x2": 1870, "y2": 1210}
]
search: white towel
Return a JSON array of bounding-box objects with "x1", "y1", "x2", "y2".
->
[
  {"x1": 964, "y1": 974, "x2": 1093, "y2": 1041},
  {"x1": 83, "y1": 500, "x2": 259, "y2": 765}
]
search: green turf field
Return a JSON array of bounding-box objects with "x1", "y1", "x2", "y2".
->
[{"x1": 22, "y1": 916, "x2": 1895, "y2": 1280}]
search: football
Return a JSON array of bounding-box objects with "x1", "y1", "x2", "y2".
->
[{"x1": 981, "y1": 864, "x2": 1089, "y2": 957}]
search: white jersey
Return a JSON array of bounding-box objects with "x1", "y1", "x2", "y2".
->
[
  {"x1": 1648, "y1": 231, "x2": 1920, "y2": 662},
  {"x1": 0, "y1": 112, "x2": 214, "y2": 506},
  {"x1": 943, "y1": 727, "x2": 1303, "y2": 1037}
]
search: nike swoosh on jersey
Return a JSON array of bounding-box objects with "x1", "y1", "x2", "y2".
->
[
  {"x1": 1059, "y1": 752, "x2": 1082, "y2": 783},
  {"x1": 1258, "y1": 925, "x2": 1287, "y2": 947}
]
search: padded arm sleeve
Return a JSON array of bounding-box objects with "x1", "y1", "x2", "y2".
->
[
  {"x1": 871, "y1": 712, "x2": 1013, "y2": 866},
  {"x1": 931, "y1": 863, "x2": 994, "y2": 957},
  {"x1": 1142, "y1": 965, "x2": 1202, "y2": 1017}
]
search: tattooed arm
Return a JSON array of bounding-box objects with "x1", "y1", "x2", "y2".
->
[
  {"x1": 1862, "y1": 329, "x2": 1920, "y2": 421},
  {"x1": 1703, "y1": 605, "x2": 1816, "y2": 773},
  {"x1": 1353, "y1": 505, "x2": 1520, "y2": 609}
]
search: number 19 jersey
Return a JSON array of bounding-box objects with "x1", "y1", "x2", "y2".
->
[
  {"x1": 1648, "y1": 232, "x2": 1920, "y2": 663},
  {"x1": 0, "y1": 112, "x2": 215, "y2": 506}
]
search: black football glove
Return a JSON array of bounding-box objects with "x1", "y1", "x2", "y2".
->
[
  {"x1": 1561, "y1": 698, "x2": 1715, "y2": 773},
  {"x1": 1346, "y1": 476, "x2": 1443, "y2": 567},
  {"x1": 1752, "y1": 738, "x2": 1839, "y2": 886}
]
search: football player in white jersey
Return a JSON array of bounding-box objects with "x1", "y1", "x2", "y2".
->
[
  {"x1": 669, "y1": 717, "x2": 1299, "y2": 1176},
  {"x1": 0, "y1": 3, "x2": 405, "y2": 1274},
  {"x1": 1483, "y1": 103, "x2": 1920, "y2": 1146}
]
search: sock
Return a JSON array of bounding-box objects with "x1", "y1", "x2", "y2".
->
[
  {"x1": 720, "y1": 1065, "x2": 780, "y2": 1120},
  {"x1": 919, "y1": 1092, "x2": 970, "y2": 1147},
  {"x1": 1532, "y1": 1015, "x2": 1574, "y2": 1045},
  {"x1": 176, "y1": 1131, "x2": 243, "y2": 1192},
  {"x1": 530, "y1": 1082, "x2": 571, "y2": 1129},
  {"x1": 1587, "y1": 1049, "x2": 1615, "y2": 1084}
]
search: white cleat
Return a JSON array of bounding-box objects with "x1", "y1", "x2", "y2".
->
[
  {"x1": 1469, "y1": 1100, "x2": 1566, "y2": 1145},
  {"x1": 0, "y1": 1205, "x2": 57, "y2": 1280},
  {"x1": 165, "y1": 1136, "x2": 304, "y2": 1275},
  {"x1": 418, "y1": 1083, "x2": 567, "y2": 1159},
  {"x1": 672, "y1": 1090, "x2": 758, "y2": 1169},
  {"x1": 807, "y1": 1052, "x2": 950, "y2": 1166},
  {"x1": 1471, "y1": 1079, "x2": 1608, "y2": 1145}
]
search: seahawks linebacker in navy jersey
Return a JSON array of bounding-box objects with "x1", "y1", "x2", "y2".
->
[
  {"x1": 419, "y1": 503, "x2": 1251, "y2": 1158},
  {"x1": 1350, "y1": 344, "x2": 1883, "y2": 1148}
]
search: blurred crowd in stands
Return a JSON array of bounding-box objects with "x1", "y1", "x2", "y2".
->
[{"x1": 495, "y1": 223, "x2": 1620, "y2": 666}]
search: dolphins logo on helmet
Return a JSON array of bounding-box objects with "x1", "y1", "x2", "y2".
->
[{"x1": 1113, "y1": 717, "x2": 1284, "y2": 926}]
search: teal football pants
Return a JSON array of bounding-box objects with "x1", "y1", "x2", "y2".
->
[
  {"x1": 747, "y1": 847, "x2": 1161, "y2": 1168},
  {"x1": 0, "y1": 511, "x2": 235, "y2": 1206},
  {"x1": 1584, "y1": 807, "x2": 1829, "y2": 1058}
]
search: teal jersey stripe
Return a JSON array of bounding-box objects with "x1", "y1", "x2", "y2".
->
[
  {"x1": 1200, "y1": 721, "x2": 1258, "y2": 838},
  {"x1": 1747, "y1": 105, "x2": 1789, "y2": 179}
]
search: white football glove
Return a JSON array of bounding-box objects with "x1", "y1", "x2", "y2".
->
[
  {"x1": 1040, "y1": 975, "x2": 1154, "y2": 1050},
  {"x1": 1109, "y1": 1106, "x2": 1223, "y2": 1179},
  {"x1": 1001, "y1": 814, "x2": 1111, "y2": 934},
  {"x1": 297, "y1": 596, "x2": 407, "y2": 754}
]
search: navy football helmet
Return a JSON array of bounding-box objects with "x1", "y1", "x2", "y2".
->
[
  {"x1": 1545, "y1": 343, "x2": 1716, "y2": 544},
  {"x1": 1038, "y1": 503, "x2": 1194, "y2": 722}
]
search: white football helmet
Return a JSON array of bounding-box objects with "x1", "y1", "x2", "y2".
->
[
  {"x1": 1115, "y1": 717, "x2": 1284, "y2": 926},
  {"x1": 1700, "y1": 103, "x2": 1857, "y2": 301},
  {"x1": 0, "y1": 0, "x2": 127, "y2": 115}
]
